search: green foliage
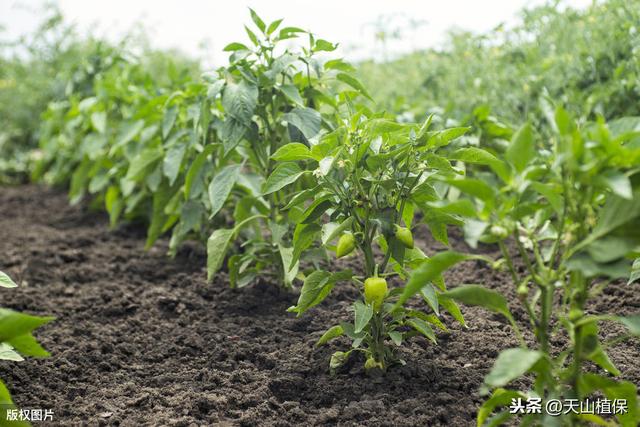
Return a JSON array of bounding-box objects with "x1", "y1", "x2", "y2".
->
[
  {"x1": 31, "y1": 10, "x2": 371, "y2": 291},
  {"x1": 3, "y1": 5, "x2": 640, "y2": 424},
  {"x1": 446, "y1": 109, "x2": 640, "y2": 426},
  {"x1": 286, "y1": 112, "x2": 474, "y2": 371},
  {"x1": 0, "y1": 271, "x2": 53, "y2": 424},
  {"x1": 0, "y1": 5, "x2": 198, "y2": 183},
  {"x1": 359, "y1": 0, "x2": 640, "y2": 131}
]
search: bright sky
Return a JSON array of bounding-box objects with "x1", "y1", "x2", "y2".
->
[{"x1": 1, "y1": 0, "x2": 592, "y2": 65}]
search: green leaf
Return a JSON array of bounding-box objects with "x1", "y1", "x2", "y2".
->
[
  {"x1": 0, "y1": 272, "x2": 17, "y2": 289},
  {"x1": 222, "y1": 81, "x2": 258, "y2": 123},
  {"x1": 299, "y1": 198, "x2": 332, "y2": 224},
  {"x1": 362, "y1": 118, "x2": 407, "y2": 138},
  {"x1": 263, "y1": 162, "x2": 305, "y2": 194},
  {"x1": 463, "y1": 219, "x2": 489, "y2": 249},
  {"x1": 278, "y1": 245, "x2": 298, "y2": 286},
  {"x1": 114, "y1": 120, "x2": 145, "y2": 149},
  {"x1": 428, "y1": 199, "x2": 477, "y2": 217},
  {"x1": 125, "y1": 147, "x2": 163, "y2": 182},
  {"x1": 321, "y1": 217, "x2": 354, "y2": 245},
  {"x1": 208, "y1": 164, "x2": 242, "y2": 219},
  {"x1": 336, "y1": 73, "x2": 372, "y2": 100},
  {"x1": 581, "y1": 374, "x2": 638, "y2": 427},
  {"x1": 105, "y1": 186, "x2": 123, "y2": 228},
  {"x1": 145, "y1": 182, "x2": 174, "y2": 249},
  {"x1": 426, "y1": 127, "x2": 470, "y2": 148},
  {"x1": 284, "y1": 107, "x2": 322, "y2": 140},
  {"x1": 0, "y1": 343, "x2": 23, "y2": 362},
  {"x1": 442, "y1": 285, "x2": 513, "y2": 320},
  {"x1": 314, "y1": 39, "x2": 337, "y2": 52},
  {"x1": 280, "y1": 84, "x2": 305, "y2": 107},
  {"x1": 406, "y1": 310, "x2": 447, "y2": 333},
  {"x1": 450, "y1": 147, "x2": 511, "y2": 183},
  {"x1": 0, "y1": 379, "x2": 30, "y2": 426},
  {"x1": 288, "y1": 271, "x2": 332, "y2": 315},
  {"x1": 616, "y1": 315, "x2": 640, "y2": 336},
  {"x1": 162, "y1": 107, "x2": 178, "y2": 140},
  {"x1": 566, "y1": 253, "x2": 631, "y2": 279},
  {"x1": 601, "y1": 170, "x2": 633, "y2": 200},
  {"x1": 484, "y1": 348, "x2": 543, "y2": 388},
  {"x1": 244, "y1": 25, "x2": 259, "y2": 45},
  {"x1": 580, "y1": 321, "x2": 620, "y2": 375},
  {"x1": 420, "y1": 284, "x2": 439, "y2": 315},
  {"x1": 394, "y1": 251, "x2": 479, "y2": 309},
  {"x1": 529, "y1": 182, "x2": 563, "y2": 213},
  {"x1": 288, "y1": 270, "x2": 351, "y2": 315},
  {"x1": 223, "y1": 42, "x2": 250, "y2": 52},
  {"x1": 316, "y1": 325, "x2": 344, "y2": 346},
  {"x1": 324, "y1": 59, "x2": 355, "y2": 72},
  {"x1": 406, "y1": 318, "x2": 437, "y2": 344},
  {"x1": 271, "y1": 143, "x2": 314, "y2": 161},
  {"x1": 69, "y1": 157, "x2": 91, "y2": 204},
  {"x1": 353, "y1": 301, "x2": 373, "y2": 334},
  {"x1": 576, "y1": 191, "x2": 640, "y2": 251},
  {"x1": 206, "y1": 229, "x2": 235, "y2": 282},
  {"x1": 290, "y1": 223, "x2": 321, "y2": 270},
  {"x1": 438, "y1": 295, "x2": 466, "y2": 326},
  {"x1": 505, "y1": 123, "x2": 534, "y2": 173},
  {"x1": 7, "y1": 333, "x2": 50, "y2": 357},
  {"x1": 267, "y1": 19, "x2": 283, "y2": 35},
  {"x1": 163, "y1": 143, "x2": 186, "y2": 186},
  {"x1": 388, "y1": 331, "x2": 403, "y2": 346},
  {"x1": 446, "y1": 178, "x2": 496, "y2": 205},
  {"x1": 278, "y1": 26, "x2": 306, "y2": 39},
  {"x1": 0, "y1": 309, "x2": 54, "y2": 342},
  {"x1": 184, "y1": 145, "x2": 216, "y2": 199},
  {"x1": 555, "y1": 105, "x2": 575, "y2": 136},
  {"x1": 477, "y1": 388, "x2": 523, "y2": 427},
  {"x1": 629, "y1": 258, "x2": 640, "y2": 285},
  {"x1": 248, "y1": 8, "x2": 266, "y2": 33},
  {"x1": 91, "y1": 111, "x2": 107, "y2": 133},
  {"x1": 283, "y1": 187, "x2": 317, "y2": 210},
  {"x1": 220, "y1": 117, "x2": 247, "y2": 153}
]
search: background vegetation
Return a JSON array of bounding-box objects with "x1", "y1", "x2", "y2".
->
[
  {"x1": 1, "y1": 1, "x2": 640, "y2": 425},
  {"x1": 359, "y1": 0, "x2": 640, "y2": 129}
]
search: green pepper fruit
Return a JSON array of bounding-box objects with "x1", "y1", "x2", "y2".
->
[
  {"x1": 336, "y1": 233, "x2": 356, "y2": 258},
  {"x1": 568, "y1": 308, "x2": 584, "y2": 322},
  {"x1": 489, "y1": 225, "x2": 508, "y2": 239},
  {"x1": 394, "y1": 225, "x2": 414, "y2": 249},
  {"x1": 364, "y1": 276, "x2": 387, "y2": 311},
  {"x1": 516, "y1": 282, "x2": 528, "y2": 297},
  {"x1": 364, "y1": 357, "x2": 384, "y2": 371}
]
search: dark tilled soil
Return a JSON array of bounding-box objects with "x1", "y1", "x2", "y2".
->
[{"x1": 0, "y1": 185, "x2": 638, "y2": 426}]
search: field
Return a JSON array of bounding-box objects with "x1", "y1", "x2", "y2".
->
[
  {"x1": 5, "y1": 185, "x2": 637, "y2": 426},
  {"x1": 1, "y1": 1, "x2": 640, "y2": 426}
]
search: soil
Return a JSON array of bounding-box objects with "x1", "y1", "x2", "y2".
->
[{"x1": 0, "y1": 184, "x2": 638, "y2": 427}]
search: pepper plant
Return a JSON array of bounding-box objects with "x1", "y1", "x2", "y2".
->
[
  {"x1": 0, "y1": 270, "x2": 53, "y2": 424},
  {"x1": 33, "y1": 45, "x2": 197, "y2": 245},
  {"x1": 204, "y1": 10, "x2": 371, "y2": 288},
  {"x1": 437, "y1": 109, "x2": 640, "y2": 426},
  {"x1": 283, "y1": 110, "x2": 485, "y2": 371}
]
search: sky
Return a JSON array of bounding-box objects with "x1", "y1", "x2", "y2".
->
[{"x1": 1, "y1": 0, "x2": 592, "y2": 66}]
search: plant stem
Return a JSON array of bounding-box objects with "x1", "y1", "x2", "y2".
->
[
  {"x1": 498, "y1": 240, "x2": 519, "y2": 284},
  {"x1": 539, "y1": 283, "x2": 553, "y2": 354},
  {"x1": 569, "y1": 270, "x2": 586, "y2": 397},
  {"x1": 499, "y1": 240, "x2": 537, "y2": 329},
  {"x1": 371, "y1": 310, "x2": 386, "y2": 367}
]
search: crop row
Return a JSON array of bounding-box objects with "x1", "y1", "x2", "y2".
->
[{"x1": 5, "y1": 10, "x2": 640, "y2": 426}]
